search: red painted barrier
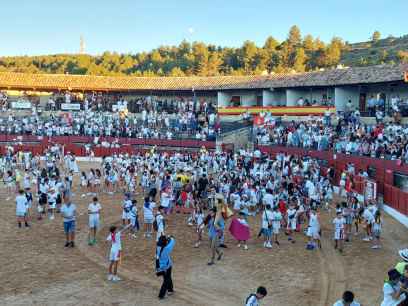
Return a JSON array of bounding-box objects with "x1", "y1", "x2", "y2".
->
[
  {"x1": 384, "y1": 184, "x2": 391, "y2": 205},
  {"x1": 256, "y1": 145, "x2": 408, "y2": 217}
]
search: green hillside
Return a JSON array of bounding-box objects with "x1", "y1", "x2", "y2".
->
[{"x1": 341, "y1": 35, "x2": 408, "y2": 66}]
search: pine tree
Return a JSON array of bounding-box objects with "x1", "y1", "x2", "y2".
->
[{"x1": 293, "y1": 48, "x2": 307, "y2": 72}]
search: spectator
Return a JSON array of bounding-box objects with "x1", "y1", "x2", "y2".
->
[{"x1": 61, "y1": 198, "x2": 77, "y2": 248}]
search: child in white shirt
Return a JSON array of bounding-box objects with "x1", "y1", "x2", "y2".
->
[
  {"x1": 333, "y1": 212, "x2": 346, "y2": 253},
  {"x1": 194, "y1": 206, "x2": 205, "y2": 248},
  {"x1": 372, "y1": 210, "x2": 382, "y2": 249},
  {"x1": 88, "y1": 197, "x2": 102, "y2": 245},
  {"x1": 16, "y1": 189, "x2": 29, "y2": 228},
  {"x1": 106, "y1": 225, "x2": 130, "y2": 282},
  {"x1": 48, "y1": 188, "x2": 58, "y2": 220},
  {"x1": 271, "y1": 206, "x2": 282, "y2": 246}
]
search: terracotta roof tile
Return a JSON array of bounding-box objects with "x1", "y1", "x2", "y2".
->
[{"x1": 0, "y1": 64, "x2": 406, "y2": 92}]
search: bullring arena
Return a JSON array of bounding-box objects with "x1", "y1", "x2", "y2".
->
[
  {"x1": 0, "y1": 160, "x2": 407, "y2": 306},
  {"x1": 0, "y1": 65, "x2": 408, "y2": 306}
]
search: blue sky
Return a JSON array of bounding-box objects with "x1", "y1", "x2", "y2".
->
[{"x1": 0, "y1": 0, "x2": 406, "y2": 56}]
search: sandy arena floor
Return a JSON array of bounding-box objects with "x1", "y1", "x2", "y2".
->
[{"x1": 0, "y1": 162, "x2": 407, "y2": 306}]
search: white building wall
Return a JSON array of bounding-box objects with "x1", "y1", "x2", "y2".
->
[
  {"x1": 241, "y1": 93, "x2": 257, "y2": 106},
  {"x1": 263, "y1": 90, "x2": 274, "y2": 106},
  {"x1": 217, "y1": 92, "x2": 231, "y2": 107},
  {"x1": 263, "y1": 90, "x2": 286, "y2": 106},
  {"x1": 334, "y1": 86, "x2": 360, "y2": 111}
]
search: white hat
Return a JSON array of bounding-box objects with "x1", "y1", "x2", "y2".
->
[{"x1": 399, "y1": 249, "x2": 408, "y2": 261}]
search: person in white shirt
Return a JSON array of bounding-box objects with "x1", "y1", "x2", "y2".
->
[
  {"x1": 380, "y1": 269, "x2": 407, "y2": 306},
  {"x1": 61, "y1": 199, "x2": 77, "y2": 248},
  {"x1": 271, "y1": 206, "x2": 282, "y2": 246},
  {"x1": 306, "y1": 208, "x2": 321, "y2": 250},
  {"x1": 333, "y1": 290, "x2": 360, "y2": 306},
  {"x1": 88, "y1": 197, "x2": 102, "y2": 245},
  {"x1": 122, "y1": 194, "x2": 133, "y2": 226},
  {"x1": 106, "y1": 224, "x2": 130, "y2": 282},
  {"x1": 155, "y1": 206, "x2": 166, "y2": 241},
  {"x1": 286, "y1": 204, "x2": 297, "y2": 243},
  {"x1": 362, "y1": 204, "x2": 375, "y2": 242},
  {"x1": 261, "y1": 205, "x2": 273, "y2": 248},
  {"x1": 16, "y1": 189, "x2": 29, "y2": 228},
  {"x1": 143, "y1": 197, "x2": 155, "y2": 238},
  {"x1": 129, "y1": 200, "x2": 139, "y2": 237},
  {"x1": 245, "y1": 286, "x2": 268, "y2": 306},
  {"x1": 333, "y1": 211, "x2": 346, "y2": 253},
  {"x1": 47, "y1": 187, "x2": 58, "y2": 220}
]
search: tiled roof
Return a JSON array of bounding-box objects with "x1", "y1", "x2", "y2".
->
[
  {"x1": 258, "y1": 63, "x2": 408, "y2": 89},
  {"x1": 0, "y1": 64, "x2": 406, "y2": 92}
]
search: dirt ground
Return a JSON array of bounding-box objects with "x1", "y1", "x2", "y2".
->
[{"x1": 0, "y1": 162, "x2": 407, "y2": 306}]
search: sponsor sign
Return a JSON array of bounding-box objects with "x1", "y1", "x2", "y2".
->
[
  {"x1": 11, "y1": 101, "x2": 31, "y2": 109},
  {"x1": 61, "y1": 103, "x2": 81, "y2": 111}
]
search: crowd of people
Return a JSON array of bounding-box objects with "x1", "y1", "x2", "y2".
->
[
  {"x1": 2, "y1": 141, "x2": 408, "y2": 305},
  {"x1": 254, "y1": 111, "x2": 408, "y2": 162},
  {"x1": 0, "y1": 103, "x2": 218, "y2": 140}
]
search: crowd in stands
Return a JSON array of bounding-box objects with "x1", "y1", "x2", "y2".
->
[
  {"x1": 254, "y1": 110, "x2": 408, "y2": 162},
  {"x1": 0, "y1": 95, "x2": 219, "y2": 141}
]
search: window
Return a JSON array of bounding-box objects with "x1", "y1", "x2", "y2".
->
[
  {"x1": 257, "y1": 95, "x2": 263, "y2": 106},
  {"x1": 231, "y1": 96, "x2": 241, "y2": 107}
]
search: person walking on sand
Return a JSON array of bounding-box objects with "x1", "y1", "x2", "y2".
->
[
  {"x1": 156, "y1": 235, "x2": 176, "y2": 300},
  {"x1": 206, "y1": 207, "x2": 223, "y2": 266}
]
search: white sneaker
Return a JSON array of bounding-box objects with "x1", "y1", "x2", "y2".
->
[
  {"x1": 237, "y1": 244, "x2": 241, "y2": 248},
  {"x1": 112, "y1": 276, "x2": 121, "y2": 282},
  {"x1": 244, "y1": 245, "x2": 248, "y2": 250},
  {"x1": 50, "y1": 215, "x2": 55, "y2": 220},
  {"x1": 362, "y1": 237, "x2": 370, "y2": 242},
  {"x1": 266, "y1": 242, "x2": 272, "y2": 249},
  {"x1": 368, "y1": 236, "x2": 373, "y2": 241},
  {"x1": 371, "y1": 245, "x2": 379, "y2": 249},
  {"x1": 81, "y1": 194, "x2": 86, "y2": 198},
  {"x1": 107, "y1": 274, "x2": 113, "y2": 281},
  {"x1": 263, "y1": 241, "x2": 267, "y2": 248}
]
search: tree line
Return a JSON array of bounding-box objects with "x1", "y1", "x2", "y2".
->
[{"x1": 0, "y1": 26, "x2": 404, "y2": 77}]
